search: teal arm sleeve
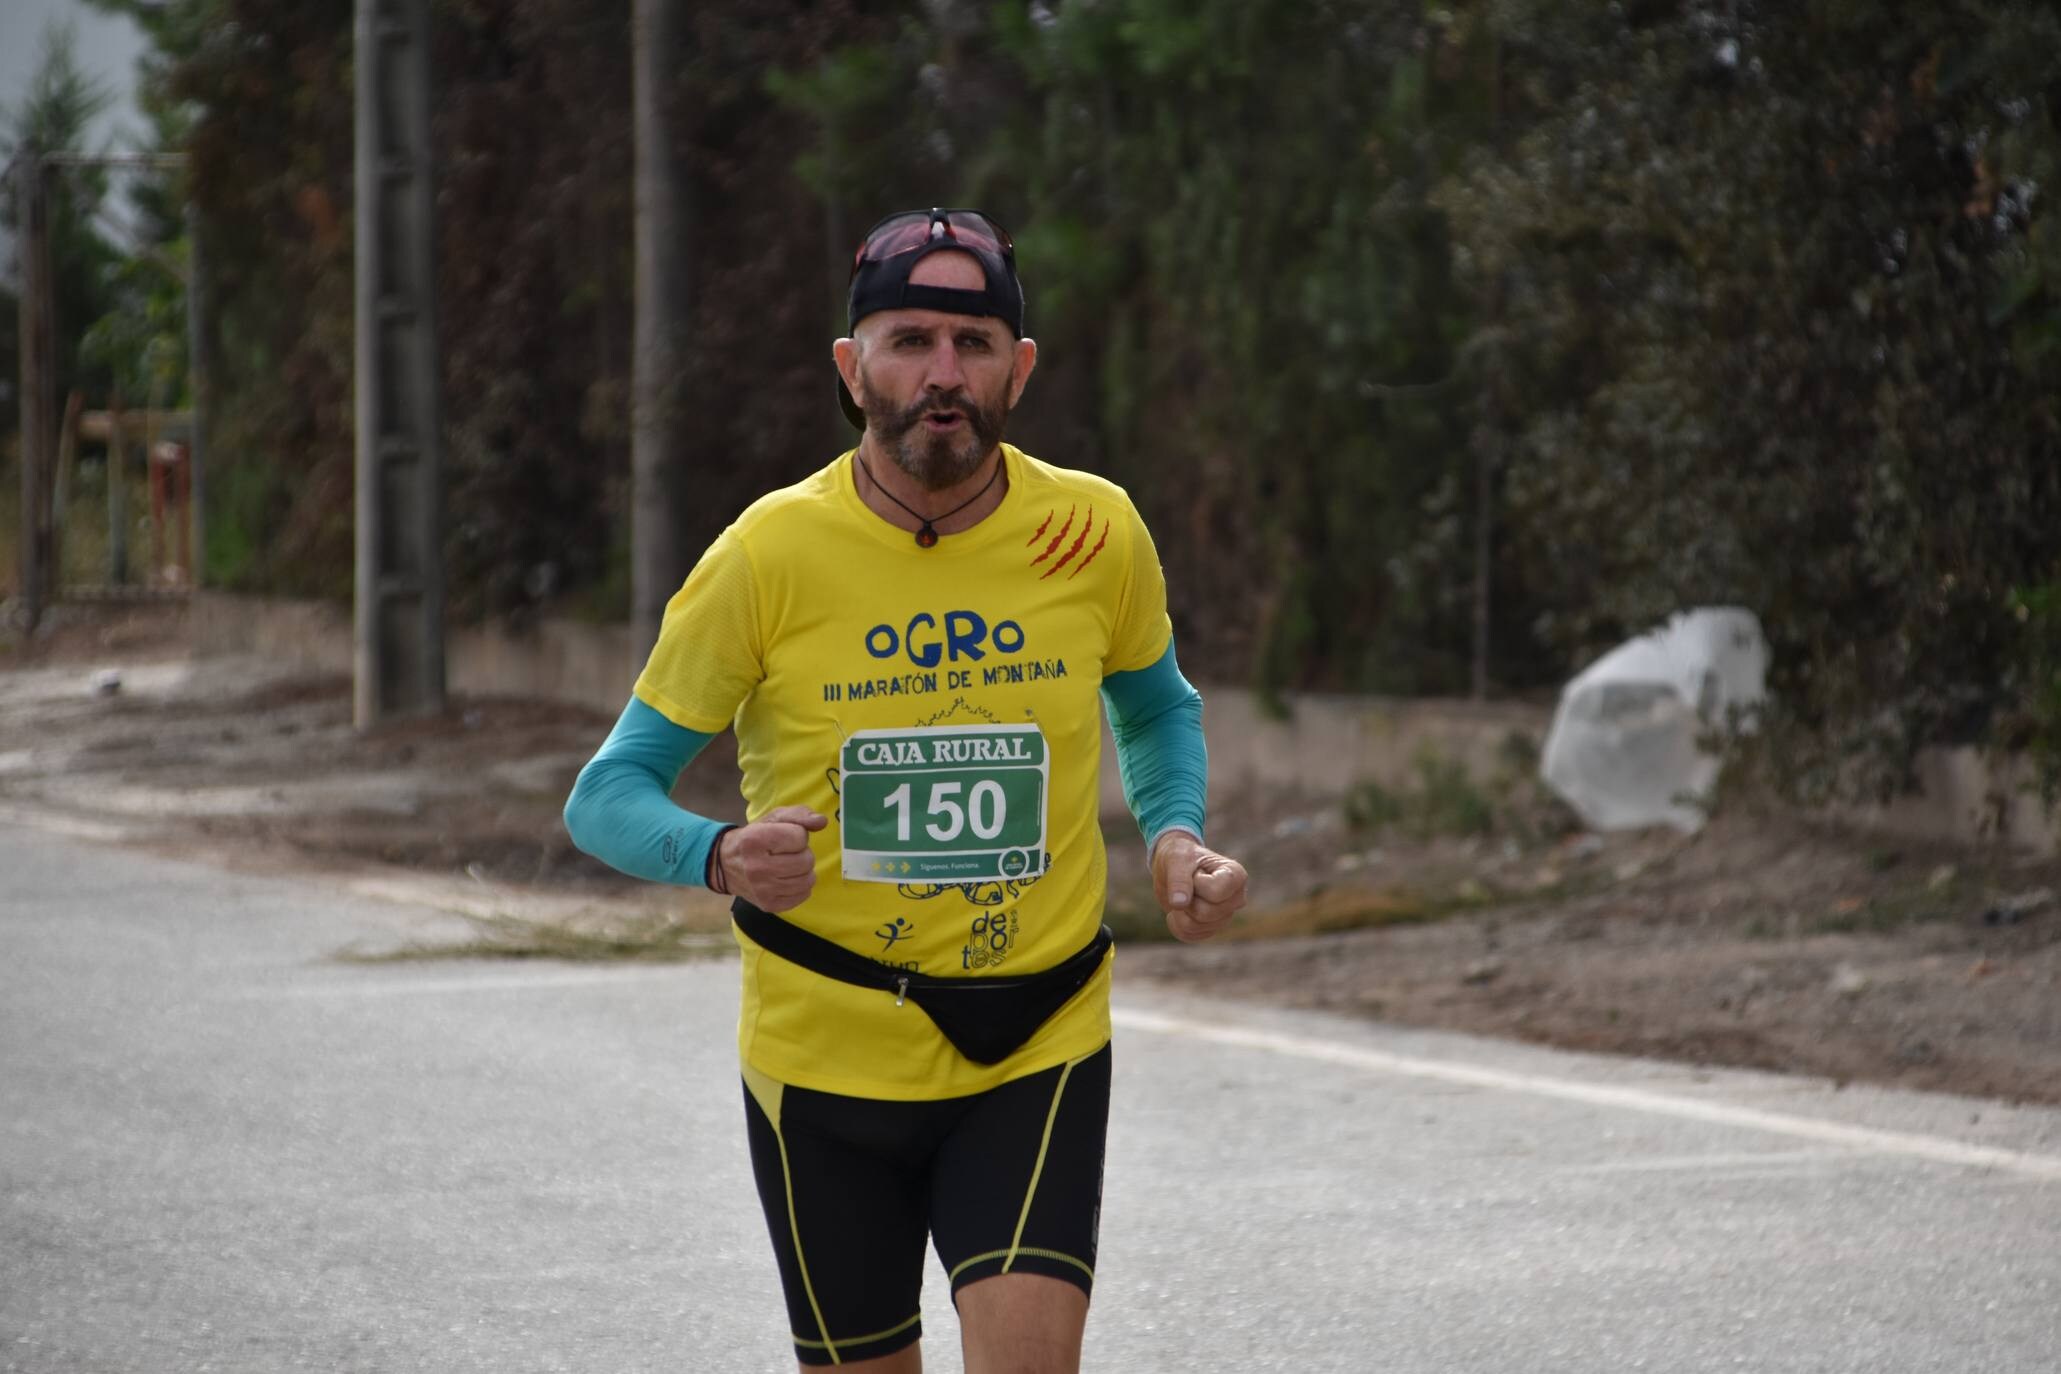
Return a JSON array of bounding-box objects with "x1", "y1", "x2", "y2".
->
[
  {"x1": 562, "y1": 696, "x2": 730, "y2": 886},
  {"x1": 1100, "y1": 639, "x2": 1207, "y2": 851}
]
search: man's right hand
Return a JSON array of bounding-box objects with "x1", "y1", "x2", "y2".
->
[{"x1": 714, "y1": 805, "x2": 827, "y2": 912}]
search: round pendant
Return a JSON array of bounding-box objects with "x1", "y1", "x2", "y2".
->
[{"x1": 915, "y1": 525, "x2": 939, "y2": 548}]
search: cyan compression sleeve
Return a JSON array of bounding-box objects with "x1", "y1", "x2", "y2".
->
[
  {"x1": 562, "y1": 696, "x2": 729, "y2": 886},
  {"x1": 1100, "y1": 638, "x2": 1207, "y2": 852}
]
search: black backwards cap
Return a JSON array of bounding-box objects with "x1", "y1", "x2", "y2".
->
[{"x1": 839, "y1": 208, "x2": 1025, "y2": 430}]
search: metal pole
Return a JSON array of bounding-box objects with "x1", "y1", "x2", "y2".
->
[
  {"x1": 184, "y1": 203, "x2": 207, "y2": 588},
  {"x1": 108, "y1": 395, "x2": 130, "y2": 586},
  {"x1": 353, "y1": 0, "x2": 445, "y2": 727},
  {"x1": 1471, "y1": 429, "x2": 1491, "y2": 701},
  {"x1": 16, "y1": 155, "x2": 57, "y2": 631},
  {"x1": 14, "y1": 157, "x2": 34, "y2": 627}
]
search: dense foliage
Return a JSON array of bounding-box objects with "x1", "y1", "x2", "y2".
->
[
  {"x1": 1438, "y1": 1, "x2": 2061, "y2": 800},
  {"x1": 2, "y1": 25, "x2": 128, "y2": 440},
  {"x1": 20, "y1": 0, "x2": 2061, "y2": 800}
]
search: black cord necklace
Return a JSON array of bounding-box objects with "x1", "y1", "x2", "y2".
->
[{"x1": 856, "y1": 451, "x2": 1004, "y2": 548}]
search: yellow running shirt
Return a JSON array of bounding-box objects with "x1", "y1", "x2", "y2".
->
[{"x1": 634, "y1": 444, "x2": 1172, "y2": 1099}]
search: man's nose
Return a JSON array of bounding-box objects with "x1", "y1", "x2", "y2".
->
[{"x1": 924, "y1": 338, "x2": 967, "y2": 392}]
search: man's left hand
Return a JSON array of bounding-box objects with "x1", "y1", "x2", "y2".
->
[{"x1": 1151, "y1": 831, "x2": 1248, "y2": 942}]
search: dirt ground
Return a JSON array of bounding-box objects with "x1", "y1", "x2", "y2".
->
[{"x1": 6, "y1": 602, "x2": 2058, "y2": 1106}]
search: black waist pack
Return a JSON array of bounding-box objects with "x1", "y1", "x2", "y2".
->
[{"x1": 730, "y1": 898, "x2": 1113, "y2": 1065}]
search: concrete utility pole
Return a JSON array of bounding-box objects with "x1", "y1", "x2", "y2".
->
[
  {"x1": 630, "y1": 0, "x2": 693, "y2": 670},
  {"x1": 353, "y1": 0, "x2": 445, "y2": 727},
  {"x1": 15, "y1": 155, "x2": 57, "y2": 631}
]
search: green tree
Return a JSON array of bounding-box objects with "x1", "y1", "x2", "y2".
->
[
  {"x1": 774, "y1": 2, "x2": 1521, "y2": 697},
  {"x1": 1438, "y1": 0, "x2": 2061, "y2": 799},
  {"x1": 87, "y1": 0, "x2": 2061, "y2": 813},
  {"x1": 3, "y1": 21, "x2": 124, "y2": 442}
]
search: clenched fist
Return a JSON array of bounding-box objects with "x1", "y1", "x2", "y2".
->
[
  {"x1": 712, "y1": 805, "x2": 827, "y2": 913},
  {"x1": 1151, "y1": 830, "x2": 1249, "y2": 942}
]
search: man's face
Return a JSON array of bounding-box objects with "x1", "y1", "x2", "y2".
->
[{"x1": 841, "y1": 250, "x2": 1036, "y2": 491}]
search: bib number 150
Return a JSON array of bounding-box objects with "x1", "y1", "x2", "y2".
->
[
  {"x1": 881, "y1": 779, "x2": 1008, "y2": 842},
  {"x1": 840, "y1": 725, "x2": 1048, "y2": 883}
]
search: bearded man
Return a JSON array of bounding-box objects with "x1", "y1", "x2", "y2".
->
[{"x1": 566, "y1": 207, "x2": 1247, "y2": 1373}]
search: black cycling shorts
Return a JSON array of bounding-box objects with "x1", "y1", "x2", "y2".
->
[{"x1": 740, "y1": 1042, "x2": 1112, "y2": 1367}]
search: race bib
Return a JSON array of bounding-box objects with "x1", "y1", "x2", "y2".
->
[{"x1": 840, "y1": 724, "x2": 1050, "y2": 884}]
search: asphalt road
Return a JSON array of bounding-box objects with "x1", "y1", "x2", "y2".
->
[{"x1": 4, "y1": 830, "x2": 2058, "y2": 1372}]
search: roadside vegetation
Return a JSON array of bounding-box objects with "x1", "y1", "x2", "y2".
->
[{"x1": 7, "y1": 1, "x2": 2060, "y2": 813}]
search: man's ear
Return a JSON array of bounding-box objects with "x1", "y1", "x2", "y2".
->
[
  {"x1": 833, "y1": 337, "x2": 863, "y2": 397},
  {"x1": 1008, "y1": 336, "x2": 1038, "y2": 409}
]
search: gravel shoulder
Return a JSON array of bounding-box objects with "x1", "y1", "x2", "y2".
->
[{"x1": 8, "y1": 603, "x2": 2057, "y2": 1105}]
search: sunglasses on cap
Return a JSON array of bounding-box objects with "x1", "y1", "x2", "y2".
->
[{"x1": 850, "y1": 208, "x2": 1015, "y2": 278}]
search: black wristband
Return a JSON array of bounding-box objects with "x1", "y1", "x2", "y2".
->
[{"x1": 705, "y1": 824, "x2": 741, "y2": 895}]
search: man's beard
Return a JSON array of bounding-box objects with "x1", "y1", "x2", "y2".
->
[{"x1": 860, "y1": 379, "x2": 1009, "y2": 492}]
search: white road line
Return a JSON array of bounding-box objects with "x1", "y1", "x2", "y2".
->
[
  {"x1": 1112, "y1": 1006, "x2": 2061, "y2": 1182},
  {"x1": 1558, "y1": 1148, "x2": 1848, "y2": 1174},
  {"x1": 0, "y1": 802, "x2": 140, "y2": 842}
]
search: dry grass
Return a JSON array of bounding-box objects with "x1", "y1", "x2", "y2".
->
[{"x1": 336, "y1": 907, "x2": 733, "y2": 964}]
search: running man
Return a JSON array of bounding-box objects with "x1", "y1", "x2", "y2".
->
[{"x1": 564, "y1": 207, "x2": 1247, "y2": 1372}]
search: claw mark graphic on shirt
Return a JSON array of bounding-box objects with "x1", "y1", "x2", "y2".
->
[
  {"x1": 1029, "y1": 505, "x2": 1075, "y2": 568},
  {"x1": 1042, "y1": 506, "x2": 1097, "y2": 579},
  {"x1": 1063, "y1": 514, "x2": 1112, "y2": 580},
  {"x1": 1067, "y1": 517, "x2": 1110, "y2": 578},
  {"x1": 1027, "y1": 508, "x2": 1054, "y2": 546}
]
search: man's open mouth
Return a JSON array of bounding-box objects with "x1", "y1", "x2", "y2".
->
[{"x1": 922, "y1": 410, "x2": 966, "y2": 430}]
